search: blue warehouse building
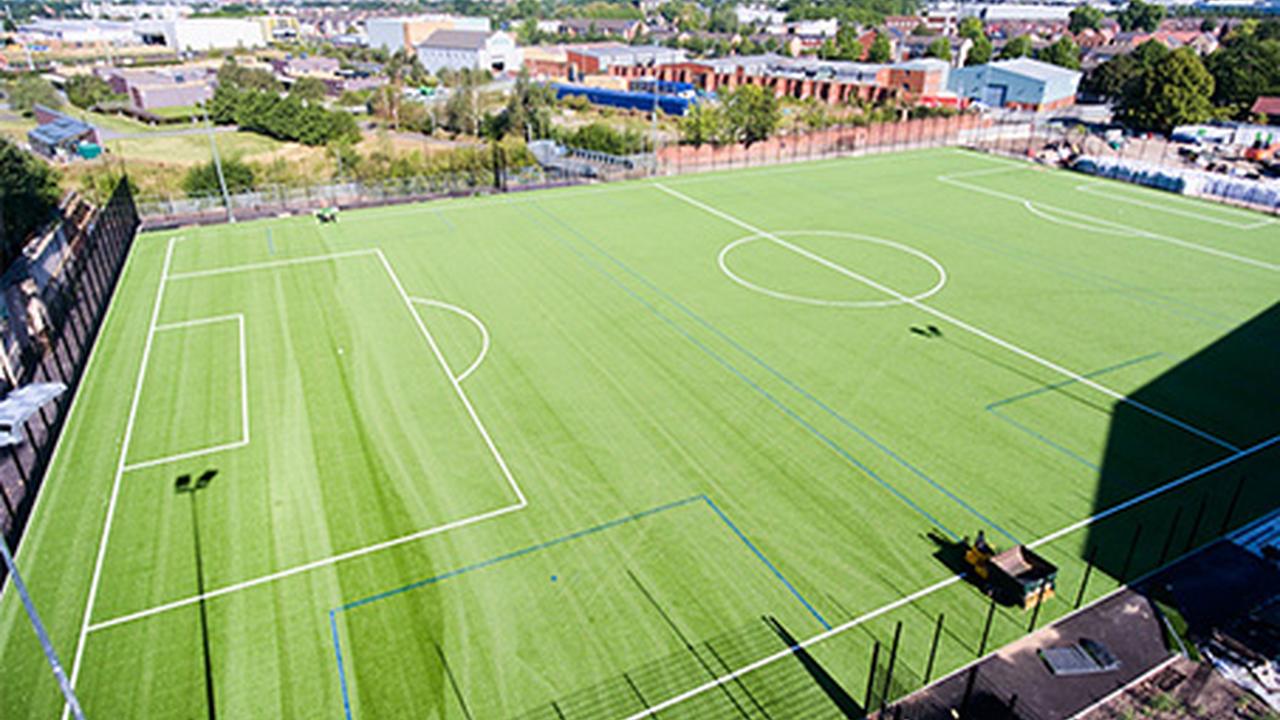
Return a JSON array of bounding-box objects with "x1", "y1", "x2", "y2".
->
[{"x1": 948, "y1": 58, "x2": 1082, "y2": 113}]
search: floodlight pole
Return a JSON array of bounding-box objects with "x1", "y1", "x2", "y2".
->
[
  {"x1": 0, "y1": 534, "x2": 86, "y2": 720},
  {"x1": 201, "y1": 104, "x2": 235, "y2": 224}
]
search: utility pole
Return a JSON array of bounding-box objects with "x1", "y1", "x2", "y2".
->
[
  {"x1": 201, "y1": 103, "x2": 235, "y2": 223},
  {"x1": 0, "y1": 534, "x2": 86, "y2": 719}
]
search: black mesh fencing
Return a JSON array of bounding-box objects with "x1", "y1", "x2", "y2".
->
[{"x1": 0, "y1": 178, "x2": 139, "y2": 575}]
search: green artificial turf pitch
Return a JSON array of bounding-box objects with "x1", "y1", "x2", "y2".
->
[{"x1": 2, "y1": 148, "x2": 1277, "y2": 719}]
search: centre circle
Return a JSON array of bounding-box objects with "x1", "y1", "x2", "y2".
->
[{"x1": 717, "y1": 230, "x2": 948, "y2": 308}]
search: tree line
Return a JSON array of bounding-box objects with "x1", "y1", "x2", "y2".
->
[{"x1": 208, "y1": 59, "x2": 360, "y2": 146}]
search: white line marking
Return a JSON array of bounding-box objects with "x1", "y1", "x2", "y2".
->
[
  {"x1": 1022, "y1": 201, "x2": 1135, "y2": 237},
  {"x1": 63, "y1": 236, "x2": 177, "y2": 720},
  {"x1": 85, "y1": 502, "x2": 523, "y2": 634},
  {"x1": 939, "y1": 156, "x2": 1279, "y2": 272},
  {"x1": 1076, "y1": 181, "x2": 1275, "y2": 230},
  {"x1": 166, "y1": 249, "x2": 377, "y2": 281},
  {"x1": 717, "y1": 231, "x2": 948, "y2": 309},
  {"x1": 622, "y1": 433, "x2": 1280, "y2": 720},
  {"x1": 123, "y1": 314, "x2": 250, "y2": 472},
  {"x1": 0, "y1": 235, "x2": 156, "y2": 609},
  {"x1": 409, "y1": 298, "x2": 490, "y2": 383},
  {"x1": 79, "y1": 250, "x2": 526, "y2": 637},
  {"x1": 655, "y1": 183, "x2": 1240, "y2": 453}
]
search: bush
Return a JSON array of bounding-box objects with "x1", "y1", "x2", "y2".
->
[
  {"x1": 556, "y1": 122, "x2": 648, "y2": 155},
  {"x1": 66, "y1": 75, "x2": 121, "y2": 109},
  {"x1": 209, "y1": 84, "x2": 360, "y2": 146},
  {"x1": 182, "y1": 157, "x2": 256, "y2": 197},
  {"x1": 6, "y1": 75, "x2": 62, "y2": 116}
]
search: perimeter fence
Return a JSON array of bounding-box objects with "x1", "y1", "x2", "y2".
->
[{"x1": 0, "y1": 180, "x2": 139, "y2": 577}]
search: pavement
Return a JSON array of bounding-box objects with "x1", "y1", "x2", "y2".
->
[{"x1": 878, "y1": 590, "x2": 1174, "y2": 720}]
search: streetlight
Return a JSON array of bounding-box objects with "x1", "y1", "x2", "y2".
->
[
  {"x1": 175, "y1": 469, "x2": 219, "y2": 720},
  {"x1": 0, "y1": 382, "x2": 83, "y2": 719},
  {"x1": 198, "y1": 102, "x2": 235, "y2": 224}
]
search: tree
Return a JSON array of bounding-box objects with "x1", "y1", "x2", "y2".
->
[
  {"x1": 721, "y1": 84, "x2": 779, "y2": 146},
  {"x1": 1118, "y1": 46, "x2": 1214, "y2": 132},
  {"x1": 924, "y1": 37, "x2": 952, "y2": 61},
  {"x1": 707, "y1": 4, "x2": 738, "y2": 33},
  {"x1": 7, "y1": 75, "x2": 62, "y2": 116},
  {"x1": 1205, "y1": 32, "x2": 1280, "y2": 118},
  {"x1": 1000, "y1": 35, "x2": 1033, "y2": 59},
  {"x1": 679, "y1": 101, "x2": 726, "y2": 145},
  {"x1": 867, "y1": 32, "x2": 893, "y2": 63},
  {"x1": 1038, "y1": 37, "x2": 1081, "y2": 69},
  {"x1": 1068, "y1": 5, "x2": 1104, "y2": 34},
  {"x1": 66, "y1": 75, "x2": 119, "y2": 109},
  {"x1": 441, "y1": 78, "x2": 479, "y2": 135},
  {"x1": 217, "y1": 57, "x2": 281, "y2": 92},
  {"x1": 0, "y1": 137, "x2": 60, "y2": 263},
  {"x1": 1117, "y1": 0, "x2": 1164, "y2": 32},
  {"x1": 289, "y1": 76, "x2": 328, "y2": 102},
  {"x1": 181, "y1": 157, "x2": 255, "y2": 197},
  {"x1": 958, "y1": 20, "x2": 992, "y2": 66},
  {"x1": 1084, "y1": 52, "x2": 1138, "y2": 100}
]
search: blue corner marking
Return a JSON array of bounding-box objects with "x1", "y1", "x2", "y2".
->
[
  {"x1": 986, "y1": 352, "x2": 1165, "y2": 471},
  {"x1": 328, "y1": 494, "x2": 828, "y2": 719}
]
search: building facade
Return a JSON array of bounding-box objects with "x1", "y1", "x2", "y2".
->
[
  {"x1": 948, "y1": 58, "x2": 1081, "y2": 111},
  {"x1": 414, "y1": 30, "x2": 519, "y2": 74}
]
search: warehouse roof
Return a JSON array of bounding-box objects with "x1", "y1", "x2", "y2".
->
[{"x1": 987, "y1": 57, "x2": 1082, "y2": 83}]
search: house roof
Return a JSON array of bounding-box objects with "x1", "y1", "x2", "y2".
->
[
  {"x1": 988, "y1": 57, "x2": 1081, "y2": 82},
  {"x1": 417, "y1": 29, "x2": 493, "y2": 50},
  {"x1": 1250, "y1": 96, "x2": 1280, "y2": 117},
  {"x1": 29, "y1": 113, "x2": 93, "y2": 146}
]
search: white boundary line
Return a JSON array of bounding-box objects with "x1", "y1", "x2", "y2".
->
[
  {"x1": 0, "y1": 234, "x2": 151, "y2": 609},
  {"x1": 622, "y1": 432, "x2": 1280, "y2": 720},
  {"x1": 409, "y1": 297, "x2": 490, "y2": 383},
  {"x1": 67, "y1": 247, "x2": 527, "y2": 703},
  {"x1": 122, "y1": 314, "x2": 249, "y2": 472},
  {"x1": 938, "y1": 155, "x2": 1279, "y2": 273},
  {"x1": 1022, "y1": 201, "x2": 1135, "y2": 238},
  {"x1": 1075, "y1": 181, "x2": 1275, "y2": 231},
  {"x1": 166, "y1": 249, "x2": 377, "y2": 281},
  {"x1": 717, "y1": 231, "x2": 948, "y2": 309},
  {"x1": 655, "y1": 183, "x2": 1240, "y2": 454},
  {"x1": 62, "y1": 237, "x2": 178, "y2": 720}
]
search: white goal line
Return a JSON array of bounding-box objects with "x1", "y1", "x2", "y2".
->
[{"x1": 622, "y1": 432, "x2": 1280, "y2": 720}]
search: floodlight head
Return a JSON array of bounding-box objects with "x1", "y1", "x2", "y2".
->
[
  {"x1": 196, "y1": 469, "x2": 218, "y2": 489},
  {"x1": 175, "y1": 474, "x2": 193, "y2": 492}
]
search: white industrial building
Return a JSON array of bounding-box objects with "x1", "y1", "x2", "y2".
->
[
  {"x1": 414, "y1": 29, "x2": 519, "y2": 74},
  {"x1": 366, "y1": 14, "x2": 491, "y2": 54},
  {"x1": 133, "y1": 18, "x2": 265, "y2": 51},
  {"x1": 18, "y1": 19, "x2": 138, "y2": 44}
]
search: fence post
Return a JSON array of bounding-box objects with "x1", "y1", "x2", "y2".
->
[
  {"x1": 1075, "y1": 547, "x2": 1097, "y2": 608},
  {"x1": 977, "y1": 595, "x2": 996, "y2": 657},
  {"x1": 923, "y1": 612, "x2": 944, "y2": 683},
  {"x1": 1157, "y1": 505, "x2": 1184, "y2": 567},
  {"x1": 880, "y1": 621, "x2": 903, "y2": 710},
  {"x1": 1184, "y1": 495, "x2": 1209, "y2": 554},
  {"x1": 1120, "y1": 523, "x2": 1143, "y2": 582},
  {"x1": 1220, "y1": 475, "x2": 1246, "y2": 535},
  {"x1": 863, "y1": 640, "x2": 881, "y2": 710}
]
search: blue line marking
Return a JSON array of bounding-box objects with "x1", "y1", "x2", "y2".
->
[
  {"x1": 702, "y1": 495, "x2": 831, "y2": 630},
  {"x1": 986, "y1": 353, "x2": 1165, "y2": 471},
  {"x1": 985, "y1": 352, "x2": 1164, "y2": 411},
  {"x1": 520, "y1": 203, "x2": 960, "y2": 540},
  {"x1": 330, "y1": 610, "x2": 353, "y2": 720},
  {"x1": 529, "y1": 201, "x2": 1007, "y2": 542},
  {"x1": 328, "y1": 494, "x2": 827, "y2": 718}
]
